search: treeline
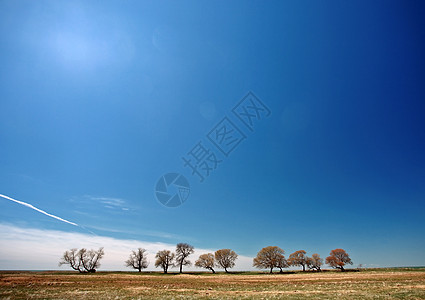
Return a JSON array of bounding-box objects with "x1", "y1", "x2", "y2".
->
[{"x1": 59, "y1": 243, "x2": 353, "y2": 273}]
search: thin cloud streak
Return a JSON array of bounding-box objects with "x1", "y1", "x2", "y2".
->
[
  {"x1": 0, "y1": 194, "x2": 78, "y2": 227},
  {"x1": 81, "y1": 195, "x2": 130, "y2": 211}
]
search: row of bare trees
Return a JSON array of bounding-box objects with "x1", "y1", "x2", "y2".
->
[
  {"x1": 253, "y1": 247, "x2": 352, "y2": 273},
  {"x1": 253, "y1": 248, "x2": 324, "y2": 273},
  {"x1": 60, "y1": 244, "x2": 352, "y2": 273},
  {"x1": 152, "y1": 244, "x2": 238, "y2": 274},
  {"x1": 154, "y1": 243, "x2": 196, "y2": 273}
]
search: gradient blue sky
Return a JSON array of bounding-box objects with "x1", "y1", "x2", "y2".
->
[{"x1": 1, "y1": 0, "x2": 425, "y2": 270}]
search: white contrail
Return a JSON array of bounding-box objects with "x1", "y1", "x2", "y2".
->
[{"x1": 0, "y1": 193, "x2": 78, "y2": 227}]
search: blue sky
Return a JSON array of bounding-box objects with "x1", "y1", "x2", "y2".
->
[{"x1": 1, "y1": 0, "x2": 425, "y2": 270}]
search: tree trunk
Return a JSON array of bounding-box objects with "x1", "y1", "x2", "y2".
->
[
  {"x1": 179, "y1": 263, "x2": 183, "y2": 273},
  {"x1": 302, "y1": 264, "x2": 305, "y2": 271},
  {"x1": 270, "y1": 267, "x2": 273, "y2": 274},
  {"x1": 210, "y1": 268, "x2": 215, "y2": 274},
  {"x1": 225, "y1": 267, "x2": 228, "y2": 273}
]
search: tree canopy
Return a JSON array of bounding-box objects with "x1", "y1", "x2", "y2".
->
[
  {"x1": 325, "y1": 249, "x2": 352, "y2": 271},
  {"x1": 154, "y1": 250, "x2": 175, "y2": 274},
  {"x1": 195, "y1": 253, "x2": 216, "y2": 273},
  {"x1": 175, "y1": 243, "x2": 194, "y2": 273},
  {"x1": 288, "y1": 250, "x2": 308, "y2": 271},
  {"x1": 125, "y1": 248, "x2": 149, "y2": 272},
  {"x1": 215, "y1": 249, "x2": 238, "y2": 273},
  {"x1": 308, "y1": 253, "x2": 323, "y2": 271},
  {"x1": 59, "y1": 248, "x2": 104, "y2": 273},
  {"x1": 253, "y1": 246, "x2": 287, "y2": 273}
]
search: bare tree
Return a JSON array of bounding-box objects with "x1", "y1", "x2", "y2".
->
[
  {"x1": 214, "y1": 249, "x2": 238, "y2": 273},
  {"x1": 79, "y1": 248, "x2": 105, "y2": 273},
  {"x1": 59, "y1": 248, "x2": 104, "y2": 273},
  {"x1": 59, "y1": 248, "x2": 81, "y2": 272},
  {"x1": 288, "y1": 250, "x2": 308, "y2": 271},
  {"x1": 253, "y1": 246, "x2": 286, "y2": 273},
  {"x1": 125, "y1": 248, "x2": 149, "y2": 272},
  {"x1": 155, "y1": 250, "x2": 175, "y2": 274},
  {"x1": 175, "y1": 243, "x2": 194, "y2": 273},
  {"x1": 308, "y1": 253, "x2": 323, "y2": 271},
  {"x1": 326, "y1": 248, "x2": 352, "y2": 271},
  {"x1": 195, "y1": 253, "x2": 215, "y2": 273}
]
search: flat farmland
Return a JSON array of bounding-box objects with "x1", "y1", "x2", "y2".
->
[{"x1": 1, "y1": 268, "x2": 425, "y2": 299}]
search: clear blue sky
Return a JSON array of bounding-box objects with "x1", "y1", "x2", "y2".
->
[{"x1": 1, "y1": 0, "x2": 425, "y2": 269}]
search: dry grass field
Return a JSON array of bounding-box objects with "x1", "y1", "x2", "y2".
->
[{"x1": 1, "y1": 268, "x2": 425, "y2": 299}]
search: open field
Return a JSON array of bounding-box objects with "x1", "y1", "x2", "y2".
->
[{"x1": 1, "y1": 268, "x2": 425, "y2": 299}]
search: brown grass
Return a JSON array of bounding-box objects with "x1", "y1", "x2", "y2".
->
[{"x1": 1, "y1": 269, "x2": 425, "y2": 299}]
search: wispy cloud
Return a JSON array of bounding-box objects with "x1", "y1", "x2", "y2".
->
[
  {"x1": 0, "y1": 224, "x2": 254, "y2": 271},
  {"x1": 0, "y1": 194, "x2": 78, "y2": 227},
  {"x1": 86, "y1": 224, "x2": 190, "y2": 241},
  {"x1": 83, "y1": 195, "x2": 129, "y2": 211}
]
